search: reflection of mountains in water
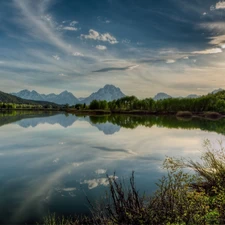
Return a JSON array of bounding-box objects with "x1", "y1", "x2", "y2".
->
[
  {"x1": 89, "y1": 122, "x2": 120, "y2": 135},
  {"x1": 17, "y1": 114, "x2": 78, "y2": 128},
  {"x1": 16, "y1": 114, "x2": 121, "y2": 135},
  {"x1": 2, "y1": 112, "x2": 225, "y2": 136}
]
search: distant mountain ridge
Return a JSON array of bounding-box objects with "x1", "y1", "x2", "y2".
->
[
  {"x1": 12, "y1": 90, "x2": 79, "y2": 105},
  {"x1": 153, "y1": 89, "x2": 224, "y2": 100},
  {"x1": 9, "y1": 86, "x2": 225, "y2": 104},
  {"x1": 0, "y1": 91, "x2": 59, "y2": 106},
  {"x1": 80, "y1": 84, "x2": 126, "y2": 104},
  {"x1": 12, "y1": 84, "x2": 126, "y2": 105}
]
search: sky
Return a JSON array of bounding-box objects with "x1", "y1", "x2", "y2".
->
[{"x1": 1, "y1": 0, "x2": 225, "y2": 98}]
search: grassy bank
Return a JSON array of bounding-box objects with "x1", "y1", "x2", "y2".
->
[{"x1": 39, "y1": 140, "x2": 225, "y2": 225}]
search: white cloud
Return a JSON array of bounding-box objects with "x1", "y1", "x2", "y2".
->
[
  {"x1": 52, "y1": 55, "x2": 60, "y2": 60},
  {"x1": 210, "y1": 35, "x2": 225, "y2": 46},
  {"x1": 63, "y1": 26, "x2": 77, "y2": 31},
  {"x1": 216, "y1": 1, "x2": 225, "y2": 9},
  {"x1": 81, "y1": 29, "x2": 118, "y2": 44},
  {"x1": 96, "y1": 45, "x2": 107, "y2": 50},
  {"x1": 105, "y1": 20, "x2": 111, "y2": 23},
  {"x1": 192, "y1": 48, "x2": 222, "y2": 54},
  {"x1": 203, "y1": 12, "x2": 207, "y2": 15},
  {"x1": 166, "y1": 59, "x2": 176, "y2": 64},
  {"x1": 72, "y1": 52, "x2": 84, "y2": 57}
]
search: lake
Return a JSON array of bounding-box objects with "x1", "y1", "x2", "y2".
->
[{"x1": 0, "y1": 111, "x2": 224, "y2": 224}]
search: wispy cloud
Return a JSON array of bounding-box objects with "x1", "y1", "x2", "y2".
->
[
  {"x1": 96, "y1": 45, "x2": 107, "y2": 50},
  {"x1": 81, "y1": 29, "x2": 118, "y2": 44},
  {"x1": 192, "y1": 48, "x2": 222, "y2": 54},
  {"x1": 62, "y1": 26, "x2": 77, "y2": 31},
  {"x1": 52, "y1": 55, "x2": 60, "y2": 60},
  {"x1": 92, "y1": 65, "x2": 139, "y2": 73},
  {"x1": 57, "y1": 20, "x2": 79, "y2": 31},
  {"x1": 70, "y1": 21, "x2": 78, "y2": 26},
  {"x1": 72, "y1": 52, "x2": 84, "y2": 57}
]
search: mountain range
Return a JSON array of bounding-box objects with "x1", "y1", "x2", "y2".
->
[
  {"x1": 7, "y1": 86, "x2": 225, "y2": 105},
  {"x1": 0, "y1": 91, "x2": 59, "y2": 106},
  {"x1": 152, "y1": 89, "x2": 223, "y2": 101},
  {"x1": 12, "y1": 84, "x2": 126, "y2": 105}
]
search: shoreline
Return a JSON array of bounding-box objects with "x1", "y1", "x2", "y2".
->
[
  {"x1": 1, "y1": 108, "x2": 225, "y2": 120},
  {"x1": 66, "y1": 109, "x2": 225, "y2": 119}
]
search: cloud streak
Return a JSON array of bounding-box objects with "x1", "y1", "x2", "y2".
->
[
  {"x1": 92, "y1": 65, "x2": 139, "y2": 73},
  {"x1": 192, "y1": 48, "x2": 222, "y2": 54}
]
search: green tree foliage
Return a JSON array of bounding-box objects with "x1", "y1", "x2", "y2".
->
[
  {"x1": 89, "y1": 100, "x2": 108, "y2": 110},
  {"x1": 88, "y1": 90, "x2": 225, "y2": 113}
]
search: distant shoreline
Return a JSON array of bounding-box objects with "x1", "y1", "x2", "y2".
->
[
  {"x1": 1, "y1": 108, "x2": 225, "y2": 120},
  {"x1": 66, "y1": 109, "x2": 225, "y2": 120}
]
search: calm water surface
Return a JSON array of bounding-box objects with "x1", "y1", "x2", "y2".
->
[{"x1": 0, "y1": 111, "x2": 225, "y2": 224}]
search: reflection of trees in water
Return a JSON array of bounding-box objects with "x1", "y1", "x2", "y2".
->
[
  {"x1": 90, "y1": 115, "x2": 225, "y2": 135},
  {"x1": 1, "y1": 112, "x2": 225, "y2": 136},
  {"x1": 0, "y1": 111, "x2": 57, "y2": 127}
]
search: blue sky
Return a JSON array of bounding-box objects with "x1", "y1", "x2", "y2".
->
[{"x1": 1, "y1": 0, "x2": 225, "y2": 98}]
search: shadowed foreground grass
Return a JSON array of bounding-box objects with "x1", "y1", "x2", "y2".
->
[{"x1": 39, "y1": 140, "x2": 225, "y2": 225}]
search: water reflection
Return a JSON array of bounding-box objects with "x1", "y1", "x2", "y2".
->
[
  {"x1": 1, "y1": 111, "x2": 225, "y2": 135},
  {"x1": 0, "y1": 111, "x2": 224, "y2": 224}
]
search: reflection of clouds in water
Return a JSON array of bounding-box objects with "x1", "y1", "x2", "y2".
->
[
  {"x1": 95, "y1": 169, "x2": 106, "y2": 175},
  {"x1": 63, "y1": 187, "x2": 76, "y2": 192},
  {"x1": 81, "y1": 175, "x2": 118, "y2": 189},
  {"x1": 92, "y1": 146, "x2": 137, "y2": 155},
  {"x1": 11, "y1": 164, "x2": 75, "y2": 222},
  {"x1": 54, "y1": 187, "x2": 77, "y2": 198},
  {"x1": 1, "y1": 113, "x2": 225, "y2": 223}
]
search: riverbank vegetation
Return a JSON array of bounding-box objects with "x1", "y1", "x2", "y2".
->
[
  {"x1": 40, "y1": 140, "x2": 225, "y2": 225},
  {"x1": 68, "y1": 90, "x2": 225, "y2": 118},
  {"x1": 2, "y1": 90, "x2": 225, "y2": 117}
]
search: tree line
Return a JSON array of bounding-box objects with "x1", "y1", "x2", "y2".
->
[{"x1": 80, "y1": 91, "x2": 225, "y2": 113}]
